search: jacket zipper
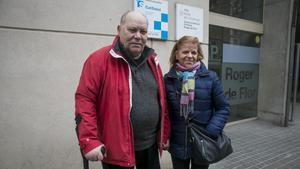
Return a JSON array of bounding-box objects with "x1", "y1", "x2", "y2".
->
[
  {"x1": 185, "y1": 124, "x2": 188, "y2": 158},
  {"x1": 120, "y1": 56, "x2": 134, "y2": 166}
]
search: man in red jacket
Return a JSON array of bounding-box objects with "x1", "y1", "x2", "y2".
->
[{"x1": 75, "y1": 10, "x2": 170, "y2": 169}]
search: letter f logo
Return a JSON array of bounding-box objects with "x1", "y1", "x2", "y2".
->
[{"x1": 136, "y1": 0, "x2": 144, "y2": 7}]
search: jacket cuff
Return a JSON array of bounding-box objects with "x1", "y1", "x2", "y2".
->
[
  {"x1": 205, "y1": 126, "x2": 219, "y2": 138},
  {"x1": 80, "y1": 139, "x2": 101, "y2": 154}
]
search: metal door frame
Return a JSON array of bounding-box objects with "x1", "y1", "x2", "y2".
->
[{"x1": 285, "y1": 0, "x2": 300, "y2": 124}]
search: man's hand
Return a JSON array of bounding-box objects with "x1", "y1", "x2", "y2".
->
[
  {"x1": 84, "y1": 145, "x2": 106, "y2": 161},
  {"x1": 162, "y1": 140, "x2": 169, "y2": 150}
]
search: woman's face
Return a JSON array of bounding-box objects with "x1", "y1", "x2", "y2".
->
[{"x1": 176, "y1": 42, "x2": 198, "y2": 69}]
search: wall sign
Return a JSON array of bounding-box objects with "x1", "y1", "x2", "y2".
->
[
  {"x1": 175, "y1": 3, "x2": 204, "y2": 41},
  {"x1": 134, "y1": 0, "x2": 168, "y2": 40}
]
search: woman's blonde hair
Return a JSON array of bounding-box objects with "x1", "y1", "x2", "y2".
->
[{"x1": 169, "y1": 36, "x2": 204, "y2": 66}]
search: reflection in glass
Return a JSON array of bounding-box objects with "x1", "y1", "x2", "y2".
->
[{"x1": 210, "y1": 0, "x2": 264, "y2": 23}]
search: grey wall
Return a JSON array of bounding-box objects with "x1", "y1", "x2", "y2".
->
[
  {"x1": 258, "y1": 0, "x2": 293, "y2": 125},
  {"x1": 0, "y1": 0, "x2": 209, "y2": 169}
]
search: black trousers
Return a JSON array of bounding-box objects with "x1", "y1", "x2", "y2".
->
[
  {"x1": 171, "y1": 155, "x2": 209, "y2": 169},
  {"x1": 102, "y1": 143, "x2": 160, "y2": 169}
]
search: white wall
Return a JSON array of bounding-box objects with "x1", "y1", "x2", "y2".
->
[{"x1": 0, "y1": 0, "x2": 209, "y2": 168}]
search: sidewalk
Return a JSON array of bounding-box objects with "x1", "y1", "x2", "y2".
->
[{"x1": 160, "y1": 105, "x2": 300, "y2": 169}]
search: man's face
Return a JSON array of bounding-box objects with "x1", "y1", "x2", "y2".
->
[{"x1": 118, "y1": 12, "x2": 148, "y2": 58}]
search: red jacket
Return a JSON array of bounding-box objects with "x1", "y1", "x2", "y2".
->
[{"x1": 75, "y1": 36, "x2": 170, "y2": 167}]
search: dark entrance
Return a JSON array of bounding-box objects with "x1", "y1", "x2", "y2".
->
[{"x1": 287, "y1": 0, "x2": 300, "y2": 123}]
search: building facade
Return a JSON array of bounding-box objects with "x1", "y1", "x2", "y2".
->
[{"x1": 0, "y1": 0, "x2": 297, "y2": 168}]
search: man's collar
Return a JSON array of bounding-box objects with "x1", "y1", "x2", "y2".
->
[{"x1": 117, "y1": 38, "x2": 153, "y2": 66}]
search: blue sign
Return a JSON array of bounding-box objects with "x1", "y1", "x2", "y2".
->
[{"x1": 134, "y1": 0, "x2": 169, "y2": 40}]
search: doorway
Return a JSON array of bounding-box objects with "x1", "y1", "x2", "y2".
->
[{"x1": 287, "y1": 0, "x2": 300, "y2": 123}]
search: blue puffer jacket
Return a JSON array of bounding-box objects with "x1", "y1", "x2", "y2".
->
[{"x1": 164, "y1": 62, "x2": 230, "y2": 160}]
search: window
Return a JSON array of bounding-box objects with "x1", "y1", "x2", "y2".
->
[
  {"x1": 209, "y1": 25, "x2": 262, "y2": 121},
  {"x1": 210, "y1": 0, "x2": 264, "y2": 23}
]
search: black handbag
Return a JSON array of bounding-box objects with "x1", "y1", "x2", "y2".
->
[{"x1": 188, "y1": 122, "x2": 233, "y2": 164}]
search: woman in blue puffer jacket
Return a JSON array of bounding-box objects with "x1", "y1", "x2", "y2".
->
[{"x1": 164, "y1": 36, "x2": 230, "y2": 169}]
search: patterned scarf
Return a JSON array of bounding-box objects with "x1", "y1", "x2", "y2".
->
[{"x1": 176, "y1": 61, "x2": 201, "y2": 120}]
